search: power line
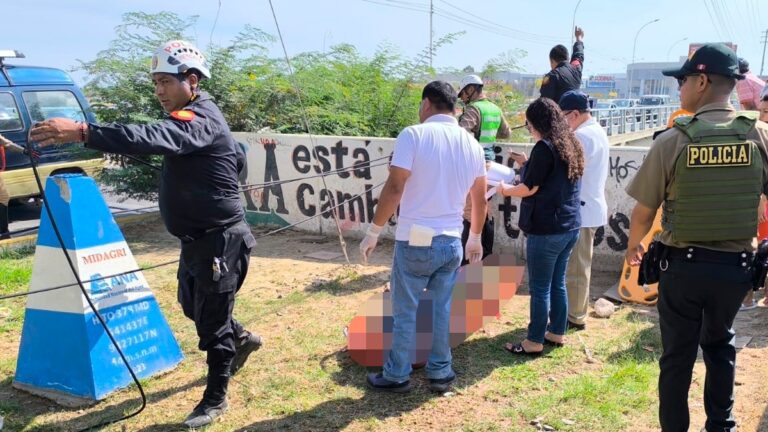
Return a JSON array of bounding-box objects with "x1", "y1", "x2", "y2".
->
[
  {"x1": 703, "y1": 0, "x2": 724, "y2": 41},
  {"x1": 438, "y1": 0, "x2": 562, "y2": 43},
  {"x1": 360, "y1": 0, "x2": 430, "y2": 14},
  {"x1": 760, "y1": 29, "x2": 768, "y2": 75}
]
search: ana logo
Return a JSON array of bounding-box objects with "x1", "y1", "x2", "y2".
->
[{"x1": 89, "y1": 273, "x2": 110, "y2": 295}]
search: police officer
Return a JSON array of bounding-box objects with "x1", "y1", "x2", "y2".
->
[
  {"x1": 457, "y1": 75, "x2": 510, "y2": 263},
  {"x1": 29, "y1": 40, "x2": 262, "y2": 429},
  {"x1": 625, "y1": 43, "x2": 768, "y2": 432},
  {"x1": 458, "y1": 74, "x2": 512, "y2": 160},
  {"x1": 540, "y1": 26, "x2": 585, "y2": 102}
]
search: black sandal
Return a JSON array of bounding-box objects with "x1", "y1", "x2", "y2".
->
[
  {"x1": 543, "y1": 338, "x2": 564, "y2": 347},
  {"x1": 504, "y1": 342, "x2": 543, "y2": 356}
]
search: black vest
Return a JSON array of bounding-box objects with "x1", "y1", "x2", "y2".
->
[{"x1": 518, "y1": 140, "x2": 581, "y2": 235}]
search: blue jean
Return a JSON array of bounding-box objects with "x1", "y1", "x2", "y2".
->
[
  {"x1": 525, "y1": 230, "x2": 579, "y2": 344},
  {"x1": 383, "y1": 235, "x2": 463, "y2": 383}
]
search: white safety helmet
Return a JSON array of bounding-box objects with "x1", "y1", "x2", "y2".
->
[
  {"x1": 150, "y1": 40, "x2": 211, "y2": 79},
  {"x1": 458, "y1": 74, "x2": 483, "y2": 94}
]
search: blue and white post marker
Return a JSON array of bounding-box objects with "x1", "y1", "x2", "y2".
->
[{"x1": 13, "y1": 174, "x2": 183, "y2": 407}]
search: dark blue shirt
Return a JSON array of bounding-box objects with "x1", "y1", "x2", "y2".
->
[
  {"x1": 518, "y1": 140, "x2": 581, "y2": 235},
  {"x1": 86, "y1": 91, "x2": 244, "y2": 238}
]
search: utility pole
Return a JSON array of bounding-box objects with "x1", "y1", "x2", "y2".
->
[
  {"x1": 761, "y1": 29, "x2": 768, "y2": 76},
  {"x1": 429, "y1": 0, "x2": 434, "y2": 69}
]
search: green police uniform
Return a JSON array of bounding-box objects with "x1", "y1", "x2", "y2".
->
[{"x1": 625, "y1": 43, "x2": 768, "y2": 432}]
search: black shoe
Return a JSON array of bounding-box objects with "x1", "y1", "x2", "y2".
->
[
  {"x1": 567, "y1": 320, "x2": 586, "y2": 331},
  {"x1": 366, "y1": 372, "x2": 412, "y2": 393},
  {"x1": 230, "y1": 332, "x2": 262, "y2": 376},
  {"x1": 428, "y1": 372, "x2": 456, "y2": 393},
  {"x1": 182, "y1": 398, "x2": 228, "y2": 429}
]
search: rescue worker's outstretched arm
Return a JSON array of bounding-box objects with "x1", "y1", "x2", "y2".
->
[{"x1": 29, "y1": 116, "x2": 217, "y2": 156}]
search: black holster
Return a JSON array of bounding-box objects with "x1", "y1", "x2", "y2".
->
[
  {"x1": 638, "y1": 241, "x2": 666, "y2": 286},
  {"x1": 751, "y1": 239, "x2": 768, "y2": 290}
]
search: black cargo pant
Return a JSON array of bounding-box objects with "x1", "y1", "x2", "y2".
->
[
  {"x1": 177, "y1": 220, "x2": 256, "y2": 383},
  {"x1": 461, "y1": 216, "x2": 494, "y2": 266},
  {"x1": 657, "y1": 246, "x2": 752, "y2": 432}
]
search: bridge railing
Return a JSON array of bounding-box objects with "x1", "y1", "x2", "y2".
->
[{"x1": 591, "y1": 105, "x2": 681, "y2": 136}]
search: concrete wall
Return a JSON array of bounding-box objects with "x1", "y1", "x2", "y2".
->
[{"x1": 234, "y1": 133, "x2": 647, "y2": 271}]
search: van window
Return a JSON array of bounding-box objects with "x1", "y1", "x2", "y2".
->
[
  {"x1": 0, "y1": 92, "x2": 23, "y2": 132},
  {"x1": 22, "y1": 90, "x2": 86, "y2": 123}
]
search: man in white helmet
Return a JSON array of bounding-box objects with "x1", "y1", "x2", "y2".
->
[
  {"x1": 457, "y1": 75, "x2": 510, "y2": 264},
  {"x1": 29, "y1": 40, "x2": 262, "y2": 428},
  {"x1": 457, "y1": 74, "x2": 511, "y2": 161}
]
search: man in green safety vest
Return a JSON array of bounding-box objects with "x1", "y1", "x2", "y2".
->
[
  {"x1": 458, "y1": 74, "x2": 511, "y2": 161},
  {"x1": 457, "y1": 75, "x2": 510, "y2": 264}
]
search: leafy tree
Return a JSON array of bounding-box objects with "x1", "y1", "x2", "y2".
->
[{"x1": 77, "y1": 11, "x2": 520, "y2": 200}]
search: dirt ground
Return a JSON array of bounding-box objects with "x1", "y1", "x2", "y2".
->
[
  {"x1": 2, "y1": 215, "x2": 767, "y2": 431},
  {"x1": 125, "y1": 217, "x2": 768, "y2": 432}
]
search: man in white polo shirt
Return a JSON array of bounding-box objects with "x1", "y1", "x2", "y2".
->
[
  {"x1": 359, "y1": 80, "x2": 487, "y2": 393},
  {"x1": 558, "y1": 90, "x2": 609, "y2": 330}
]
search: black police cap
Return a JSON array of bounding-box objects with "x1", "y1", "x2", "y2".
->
[{"x1": 662, "y1": 43, "x2": 744, "y2": 80}]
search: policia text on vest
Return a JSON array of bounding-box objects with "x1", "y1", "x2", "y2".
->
[{"x1": 687, "y1": 142, "x2": 750, "y2": 166}]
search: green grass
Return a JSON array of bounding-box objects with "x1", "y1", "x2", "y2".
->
[
  {"x1": 0, "y1": 232, "x2": 671, "y2": 431},
  {"x1": 0, "y1": 247, "x2": 34, "y2": 334}
]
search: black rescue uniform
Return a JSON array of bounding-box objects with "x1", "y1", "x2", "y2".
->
[
  {"x1": 84, "y1": 91, "x2": 256, "y2": 403},
  {"x1": 627, "y1": 103, "x2": 768, "y2": 432},
  {"x1": 540, "y1": 41, "x2": 585, "y2": 103}
]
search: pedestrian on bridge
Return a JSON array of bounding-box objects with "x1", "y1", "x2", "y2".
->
[
  {"x1": 29, "y1": 40, "x2": 262, "y2": 429},
  {"x1": 625, "y1": 43, "x2": 768, "y2": 432}
]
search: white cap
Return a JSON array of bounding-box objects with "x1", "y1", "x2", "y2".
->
[
  {"x1": 150, "y1": 40, "x2": 211, "y2": 79},
  {"x1": 458, "y1": 74, "x2": 483, "y2": 94}
]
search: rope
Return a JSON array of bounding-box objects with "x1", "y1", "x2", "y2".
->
[{"x1": 267, "y1": 0, "x2": 351, "y2": 264}]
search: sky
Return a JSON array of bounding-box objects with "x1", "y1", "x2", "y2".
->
[{"x1": 4, "y1": 0, "x2": 768, "y2": 85}]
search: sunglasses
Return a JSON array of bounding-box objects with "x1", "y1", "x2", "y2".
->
[{"x1": 677, "y1": 74, "x2": 713, "y2": 89}]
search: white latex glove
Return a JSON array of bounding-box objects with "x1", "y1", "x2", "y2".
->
[
  {"x1": 465, "y1": 232, "x2": 483, "y2": 264},
  {"x1": 360, "y1": 223, "x2": 383, "y2": 264}
]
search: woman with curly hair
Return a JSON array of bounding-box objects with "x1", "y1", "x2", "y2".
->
[{"x1": 498, "y1": 97, "x2": 585, "y2": 355}]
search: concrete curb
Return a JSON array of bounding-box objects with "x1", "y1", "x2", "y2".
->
[{"x1": 0, "y1": 210, "x2": 160, "y2": 254}]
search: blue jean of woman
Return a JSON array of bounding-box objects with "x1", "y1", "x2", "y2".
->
[{"x1": 526, "y1": 230, "x2": 579, "y2": 343}]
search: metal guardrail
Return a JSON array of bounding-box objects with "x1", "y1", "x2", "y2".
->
[{"x1": 591, "y1": 105, "x2": 681, "y2": 136}]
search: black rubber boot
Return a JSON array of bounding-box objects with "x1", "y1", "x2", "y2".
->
[
  {"x1": 0, "y1": 204, "x2": 9, "y2": 240},
  {"x1": 229, "y1": 331, "x2": 262, "y2": 376},
  {"x1": 182, "y1": 374, "x2": 229, "y2": 429}
]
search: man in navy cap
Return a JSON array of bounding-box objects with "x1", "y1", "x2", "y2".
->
[
  {"x1": 558, "y1": 91, "x2": 609, "y2": 332},
  {"x1": 625, "y1": 43, "x2": 768, "y2": 432}
]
